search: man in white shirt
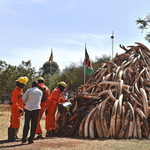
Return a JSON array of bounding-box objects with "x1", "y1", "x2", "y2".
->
[{"x1": 22, "y1": 81, "x2": 43, "y2": 144}]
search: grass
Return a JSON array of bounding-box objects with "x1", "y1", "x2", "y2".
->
[{"x1": 0, "y1": 104, "x2": 46, "y2": 140}]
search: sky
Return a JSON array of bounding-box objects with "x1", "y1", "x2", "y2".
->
[{"x1": 0, "y1": 0, "x2": 150, "y2": 72}]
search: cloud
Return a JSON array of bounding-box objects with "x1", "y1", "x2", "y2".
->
[
  {"x1": 40, "y1": 33, "x2": 113, "y2": 71},
  {"x1": 2, "y1": 32, "x2": 112, "y2": 71},
  {"x1": 3, "y1": 30, "x2": 148, "y2": 72}
]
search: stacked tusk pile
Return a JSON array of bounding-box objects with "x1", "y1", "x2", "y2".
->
[{"x1": 56, "y1": 42, "x2": 150, "y2": 139}]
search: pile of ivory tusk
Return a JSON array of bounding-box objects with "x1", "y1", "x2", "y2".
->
[{"x1": 56, "y1": 42, "x2": 150, "y2": 139}]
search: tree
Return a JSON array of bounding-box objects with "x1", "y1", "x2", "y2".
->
[
  {"x1": 61, "y1": 62, "x2": 84, "y2": 91},
  {"x1": 0, "y1": 60, "x2": 16, "y2": 95},
  {"x1": 53, "y1": 55, "x2": 111, "y2": 92},
  {"x1": 0, "y1": 55, "x2": 111, "y2": 98},
  {"x1": 40, "y1": 61, "x2": 59, "y2": 76},
  {"x1": 136, "y1": 13, "x2": 150, "y2": 42},
  {"x1": 92, "y1": 55, "x2": 110, "y2": 71},
  {"x1": 0, "y1": 60, "x2": 37, "y2": 98}
]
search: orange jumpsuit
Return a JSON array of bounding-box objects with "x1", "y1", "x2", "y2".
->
[
  {"x1": 48, "y1": 87, "x2": 66, "y2": 131},
  {"x1": 10, "y1": 86, "x2": 23, "y2": 128},
  {"x1": 35, "y1": 83, "x2": 50, "y2": 134}
]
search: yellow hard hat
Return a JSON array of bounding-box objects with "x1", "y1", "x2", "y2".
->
[
  {"x1": 37, "y1": 77, "x2": 45, "y2": 83},
  {"x1": 59, "y1": 81, "x2": 67, "y2": 88},
  {"x1": 101, "y1": 63, "x2": 104, "y2": 66},
  {"x1": 16, "y1": 76, "x2": 29, "y2": 85}
]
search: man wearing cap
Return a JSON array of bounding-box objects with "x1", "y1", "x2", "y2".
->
[
  {"x1": 35, "y1": 77, "x2": 50, "y2": 138},
  {"x1": 8, "y1": 76, "x2": 28, "y2": 142},
  {"x1": 47, "y1": 81, "x2": 67, "y2": 137}
]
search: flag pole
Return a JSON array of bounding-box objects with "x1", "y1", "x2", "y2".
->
[
  {"x1": 50, "y1": 61, "x2": 51, "y2": 93},
  {"x1": 111, "y1": 31, "x2": 114, "y2": 60},
  {"x1": 49, "y1": 49, "x2": 52, "y2": 93},
  {"x1": 84, "y1": 43, "x2": 86, "y2": 85}
]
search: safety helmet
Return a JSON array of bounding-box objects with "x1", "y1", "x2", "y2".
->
[
  {"x1": 16, "y1": 76, "x2": 29, "y2": 85},
  {"x1": 101, "y1": 63, "x2": 104, "y2": 66},
  {"x1": 59, "y1": 81, "x2": 67, "y2": 88},
  {"x1": 37, "y1": 77, "x2": 45, "y2": 83}
]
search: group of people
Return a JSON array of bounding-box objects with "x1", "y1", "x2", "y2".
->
[{"x1": 8, "y1": 76, "x2": 68, "y2": 144}]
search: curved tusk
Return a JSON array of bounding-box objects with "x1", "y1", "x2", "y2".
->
[
  {"x1": 79, "y1": 114, "x2": 88, "y2": 137},
  {"x1": 100, "y1": 97, "x2": 110, "y2": 138},
  {"x1": 72, "y1": 101, "x2": 78, "y2": 114},
  {"x1": 84, "y1": 106, "x2": 97, "y2": 138},
  {"x1": 124, "y1": 89, "x2": 143, "y2": 108},
  {"x1": 118, "y1": 110, "x2": 130, "y2": 139},
  {"x1": 135, "y1": 107, "x2": 149, "y2": 139},
  {"x1": 98, "y1": 81, "x2": 132, "y2": 89},
  {"x1": 89, "y1": 113, "x2": 96, "y2": 139},
  {"x1": 133, "y1": 114, "x2": 137, "y2": 139},
  {"x1": 126, "y1": 101, "x2": 134, "y2": 139},
  {"x1": 135, "y1": 42, "x2": 150, "y2": 52},
  {"x1": 69, "y1": 113, "x2": 77, "y2": 122},
  {"x1": 140, "y1": 88, "x2": 149, "y2": 119},
  {"x1": 136, "y1": 113, "x2": 142, "y2": 139},
  {"x1": 110, "y1": 99, "x2": 119, "y2": 138},
  {"x1": 115, "y1": 94, "x2": 123, "y2": 137},
  {"x1": 95, "y1": 103, "x2": 103, "y2": 139}
]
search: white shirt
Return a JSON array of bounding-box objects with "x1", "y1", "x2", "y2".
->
[{"x1": 22, "y1": 87, "x2": 43, "y2": 111}]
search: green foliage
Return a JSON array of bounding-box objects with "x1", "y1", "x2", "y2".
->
[
  {"x1": 0, "y1": 60, "x2": 37, "y2": 98},
  {"x1": 50, "y1": 74, "x2": 61, "y2": 91},
  {"x1": 40, "y1": 61, "x2": 59, "y2": 76},
  {"x1": 136, "y1": 13, "x2": 150, "y2": 42},
  {"x1": 0, "y1": 60, "x2": 16, "y2": 95},
  {"x1": 0, "y1": 55, "x2": 110, "y2": 98},
  {"x1": 60, "y1": 62, "x2": 84, "y2": 91},
  {"x1": 92, "y1": 55, "x2": 111, "y2": 71},
  {"x1": 49, "y1": 55, "x2": 110, "y2": 92}
]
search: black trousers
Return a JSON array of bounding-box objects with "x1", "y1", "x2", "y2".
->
[{"x1": 22, "y1": 109, "x2": 40, "y2": 142}]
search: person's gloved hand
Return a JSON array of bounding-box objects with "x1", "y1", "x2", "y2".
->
[
  {"x1": 45, "y1": 109, "x2": 48, "y2": 115},
  {"x1": 57, "y1": 103, "x2": 62, "y2": 107},
  {"x1": 19, "y1": 109, "x2": 24, "y2": 116}
]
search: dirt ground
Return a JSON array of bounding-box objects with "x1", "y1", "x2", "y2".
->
[
  {"x1": 1, "y1": 104, "x2": 150, "y2": 150},
  {"x1": 1, "y1": 137, "x2": 150, "y2": 150}
]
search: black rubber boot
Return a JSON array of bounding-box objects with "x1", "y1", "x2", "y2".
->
[
  {"x1": 46, "y1": 131, "x2": 49, "y2": 137},
  {"x1": 36, "y1": 133, "x2": 42, "y2": 139},
  {"x1": 9, "y1": 128, "x2": 16, "y2": 142},
  {"x1": 46, "y1": 131, "x2": 52, "y2": 137},
  {"x1": 8, "y1": 127, "x2": 11, "y2": 142},
  {"x1": 52, "y1": 130, "x2": 57, "y2": 137}
]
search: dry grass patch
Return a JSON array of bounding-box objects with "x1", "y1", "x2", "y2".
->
[
  {"x1": 0, "y1": 104, "x2": 46, "y2": 140},
  {"x1": 1, "y1": 104, "x2": 150, "y2": 150}
]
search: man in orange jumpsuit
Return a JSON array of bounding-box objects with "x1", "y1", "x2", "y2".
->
[
  {"x1": 46, "y1": 81, "x2": 67, "y2": 137},
  {"x1": 8, "y1": 76, "x2": 28, "y2": 142},
  {"x1": 35, "y1": 77, "x2": 50, "y2": 138}
]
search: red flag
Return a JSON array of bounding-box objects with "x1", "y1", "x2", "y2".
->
[{"x1": 84, "y1": 47, "x2": 93, "y2": 75}]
